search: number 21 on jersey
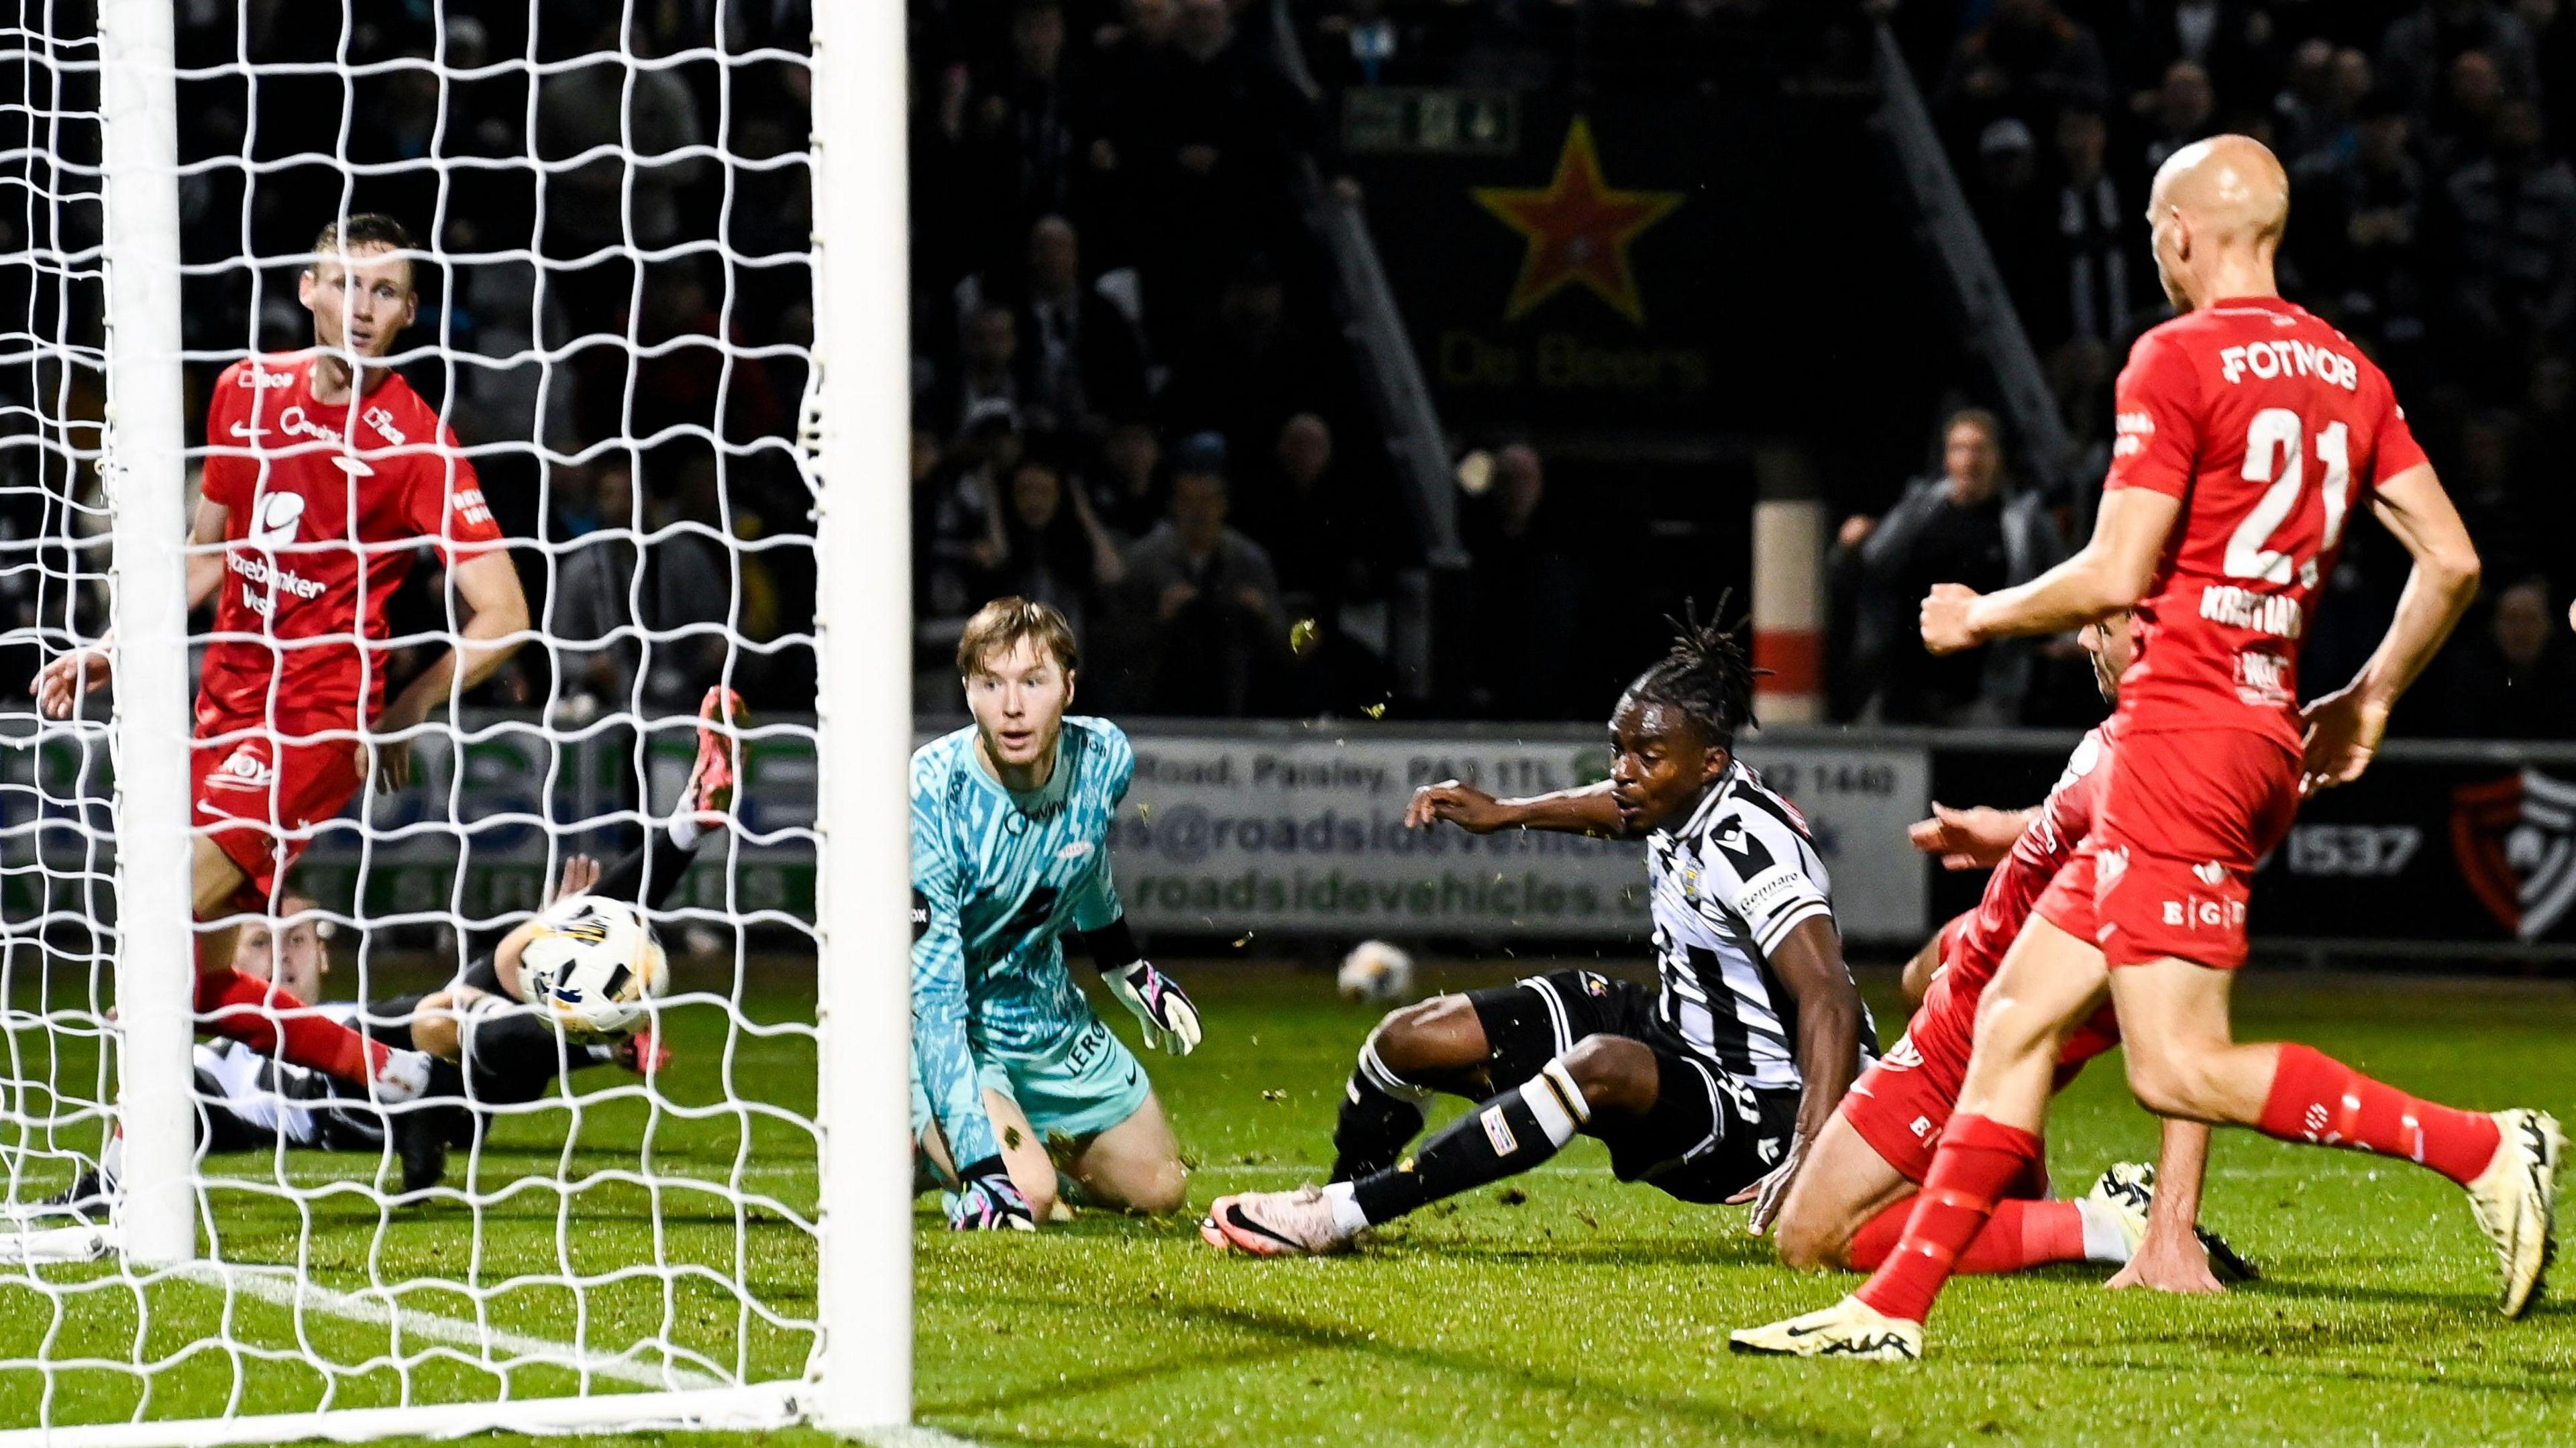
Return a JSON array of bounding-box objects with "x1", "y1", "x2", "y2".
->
[{"x1": 2226, "y1": 408, "x2": 2349, "y2": 589}]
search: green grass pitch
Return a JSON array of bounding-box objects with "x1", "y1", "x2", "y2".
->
[{"x1": 3, "y1": 960, "x2": 2573, "y2": 1445}]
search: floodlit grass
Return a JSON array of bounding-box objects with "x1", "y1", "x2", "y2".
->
[{"x1": 5, "y1": 962, "x2": 2575, "y2": 1445}]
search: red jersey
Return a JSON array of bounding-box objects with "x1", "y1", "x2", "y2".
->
[
  {"x1": 197, "y1": 354, "x2": 502, "y2": 732},
  {"x1": 1943, "y1": 723, "x2": 2112, "y2": 1000},
  {"x1": 2104, "y1": 297, "x2": 2426, "y2": 750}
]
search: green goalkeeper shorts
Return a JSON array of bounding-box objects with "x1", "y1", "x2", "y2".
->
[{"x1": 910, "y1": 1017, "x2": 1153, "y2": 1155}]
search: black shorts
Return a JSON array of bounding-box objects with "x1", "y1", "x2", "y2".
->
[{"x1": 1467, "y1": 969, "x2": 1797, "y2": 1205}]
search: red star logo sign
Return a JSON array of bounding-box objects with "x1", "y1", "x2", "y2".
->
[{"x1": 1472, "y1": 117, "x2": 1682, "y2": 326}]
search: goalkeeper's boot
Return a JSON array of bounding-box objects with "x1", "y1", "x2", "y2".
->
[
  {"x1": 2465, "y1": 1108, "x2": 2564, "y2": 1317},
  {"x1": 616, "y1": 1027, "x2": 671, "y2": 1075},
  {"x1": 1201, "y1": 1184, "x2": 1354, "y2": 1257},
  {"x1": 2085, "y1": 1161, "x2": 2157, "y2": 1259},
  {"x1": 683, "y1": 685, "x2": 749, "y2": 824},
  {"x1": 1727, "y1": 1298, "x2": 1923, "y2": 1361}
]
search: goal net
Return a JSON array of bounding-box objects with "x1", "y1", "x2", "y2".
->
[{"x1": 0, "y1": 1, "x2": 907, "y2": 1440}]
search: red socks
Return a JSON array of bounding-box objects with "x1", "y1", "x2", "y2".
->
[
  {"x1": 1853, "y1": 1114, "x2": 2043, "y2": 1323},
  {"x1": 2258, "y1": 1043, "x2": 2500, "y2": 1185},
  {"x1": 194, "y1": 968, "x2": 386, "y2": 1087},
  {"x1": 1846, "y1": 1195, "x2": 2087, "y2": 1274}
]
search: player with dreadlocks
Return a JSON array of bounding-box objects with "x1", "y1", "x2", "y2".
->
[{"x1": 1203, "y1": 610, "x2": 1882, "y2": 1255}]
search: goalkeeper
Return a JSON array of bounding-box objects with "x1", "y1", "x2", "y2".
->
[{"x1": 911, "y1": 598, "x2": 1199, "y2": 1231}]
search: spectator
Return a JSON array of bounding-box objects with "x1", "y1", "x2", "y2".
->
[
  {"x1": 2273, "y1": 38, "x2": 2344, "y2": 164},
  {"x1": 2434, "y1": 577, "x2": 2576, "y2": 738},
  {"x1": 991, "y1": 214, "x2": 1150, "y2": 437},
  {"x1": 2051, "y1": 108, "x2": 2134, "y2": 345},
  {"x1": 535, "y1": 17, "x2": 711, "y2": 323},
  {"x1": 1464, "y1": 444, "x2": 1582, "y2": 720},
  {"x1": 2424, "y1": 48, "x2": 2509, "y2": 172},
  {"x1": 919, "y1": 405, "x2": 1020, "y2": 620},
  {"x1": 1937, "y1": 0, "x2": 2113, "y2": 137},
  {"x1": 2380, "y1": 0, "x2": 2540, "y2": 115},
  {"x1": 2437, "y1": 98, "x2": 2576, "y2": 390},
  {"x1": 1114, "y1": 467, "x2": 1283, "y2": 714},
  {"x1": 2138, "y1": 60, "x2": 2218, "y2": 180},
  {"x1": 1161, "y1": 253, "x2": 1324, "y2": 459},
  {"x1": 2298, "y1": 94, "x2": 2430, "y2": 351},
  {"x1": 1973, "y1": 120, "x2": 2064, "y2": 341},
  {"x1": 546, "y1": 461, "x2": 642, "y2": 724},
  {"x1": 931, "y1": 304, "x2": 1026, "y2": 444},
  {"x1": 991, "y1": 459, "x2": 1127, "y2": 634},
  {"x1": 1086, "y1": 420, "x2": 1168, "y2": 539},
  {"x1": 1846, "y1": 409, "x2": 2068, "y2": 724}
]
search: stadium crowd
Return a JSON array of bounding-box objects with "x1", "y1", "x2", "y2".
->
[{"x1": 1847, "y1": 0, "x2": 2576, "y2": 736}]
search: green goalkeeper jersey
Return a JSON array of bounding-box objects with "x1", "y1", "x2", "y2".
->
[{"x1": 909, "y1": 716, "x2": 1133, "y2": 1169}]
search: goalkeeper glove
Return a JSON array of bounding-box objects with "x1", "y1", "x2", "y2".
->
[
  {"x1": 949, "y1": 1158, "x2": 1035, "y2": 1231},
  {"x1": 1102, "y1": 960, "x2": 1201, "y2": 1055}
]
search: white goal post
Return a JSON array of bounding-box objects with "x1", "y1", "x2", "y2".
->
[{"x1": 0, "y1": 0, "x2": 910, "y2": 1440}]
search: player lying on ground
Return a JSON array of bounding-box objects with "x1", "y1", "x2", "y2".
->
[
  {"x1": 910, "y1": 598, "x2": 1202, "y2": 1231},
  {"x1": 34, "y1": 211, "x2": 528, "y2": 1105},
  {"x1": 49, "y1": 842, "x2": 679, "y2": 1213},
  {"x1": 1771, "y1": 612, "x2": 2247, "y2": 1292},
  {"x1": 1736, "y1": 135, "x2": 2559, "y2": 1361},
  {"x1": 368, "y1": 685, "x2": 746, "y2": 1117},
  {"x1": 1202, "y1": 613, "x2": 1882, "y2": 1256}
]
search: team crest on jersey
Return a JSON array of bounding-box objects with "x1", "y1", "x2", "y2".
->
[{"x1": 2451, "y1": 771, "x2": 2576, "y2": 941}]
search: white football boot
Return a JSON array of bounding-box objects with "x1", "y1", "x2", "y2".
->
[
  {"x1": 2465, "y1": 1109, "x2": 2564, "y2": 1317},
  {"x1": 1200, "y1": 1185, "x2": 1355, "y2": 1257},
  {"x1": 1729, "y1": 1297, "x2": 1923, "y2": 1361}
]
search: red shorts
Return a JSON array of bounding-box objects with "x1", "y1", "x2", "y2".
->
[
  {"x1": 190, "y1": 716, "x2": 364, "y2": 907},
  {"x1": 1841, "y1": 946, "x2": 2121, "y2": 1186},
  {"x1": 2090, "y1": 726, "x2": 2298, "y2": 969}
]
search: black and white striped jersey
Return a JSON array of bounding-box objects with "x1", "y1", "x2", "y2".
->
[{"x1": 1644, "y1": 761, "x2": 1879, "y2": 1093}]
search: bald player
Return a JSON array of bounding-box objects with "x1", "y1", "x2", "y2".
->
[{"x1": 1735, "y1": 135, "x2": 2562, "y2": 1360}]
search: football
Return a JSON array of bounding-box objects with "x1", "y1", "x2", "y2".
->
[
  {"x1": 517, "y1": 895, "x2": 669, "y2": 1040},
  {"x1": 1336, "y1": 940, "x2": 1416, "y2": 1005}
]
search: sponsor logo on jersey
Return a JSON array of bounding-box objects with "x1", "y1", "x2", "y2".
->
[
  {"x1": 250, "y1": 491, "x2": 305, "y2": 549},
  {"x1": 234, "y1": 366, "x2": 297, "y2": 390},
  {"x1": 267, "y1": 404, "x2": 376, "y2": 476},
  {"x1": 2217, "y1": 338, "x2": 2358, "y2": 391},
  {"x1": 1055, "y1": 840, "x2": 1093, "y2": 860},
  {"x1": 2451, "y1": 770, "x2": 2576, "y2": 941},
  {"x1": 362, "y1": 405, "x2": 407, "y2": 445}
]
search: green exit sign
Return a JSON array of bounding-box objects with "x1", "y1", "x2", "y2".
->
[{"x1": 1342, "y1": 88, "x2": 1517, "y2": 156}]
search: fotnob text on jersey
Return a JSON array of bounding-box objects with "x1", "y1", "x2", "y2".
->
[{"x1": 2216, "y1": 337, "x2": 2359, "y2": 391}]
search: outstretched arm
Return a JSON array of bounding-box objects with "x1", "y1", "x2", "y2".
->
[
  {"x1": 1405, "y1": 779, "x2": 1630, "y2": 838},
  {"x1": 1921, "y1": 487, "x2": 2180, "y2": 653},
  {"x1": 1740, "y1": 915, "x2": 1866, "y2": 1233},
  {"x1": 2106, "y1": 1117, "x2": 2226, "y2": 1294}
]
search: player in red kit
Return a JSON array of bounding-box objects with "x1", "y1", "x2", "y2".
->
[
  {"x1": 34, "y1": 214, "x2": 530, "y2": 1103},
  {"x1": 1737, "y1": 137, "x2": 2559, "y2": 1360},
  {"x1": 1769, "y1": 614, "x2": 2243, "y2": 1294}
]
